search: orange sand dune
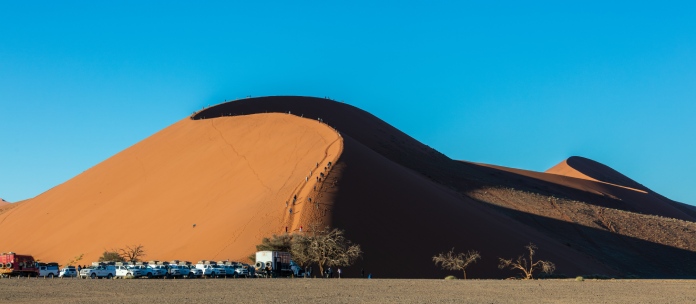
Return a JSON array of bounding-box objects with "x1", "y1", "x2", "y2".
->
[
  {"x1": 547, "y1": 156, "x2": 647, "y2": 192},
  {"x1": 0, "y1": 113, "x2": 341, "y2": 264},
  {"x1": 1, "y1": 96, "x2": 693, "y2": 278}
]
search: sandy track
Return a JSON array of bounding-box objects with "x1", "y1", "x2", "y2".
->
[{"x1": 0, "y1": 278, "x2": 694, "y2": 303}]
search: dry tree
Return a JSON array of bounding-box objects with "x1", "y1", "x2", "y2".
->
[
  {"x1": 118, "y1": 244, "x2": 147, "y2": 263},
  {"x1": 498, "y1": 243, "x2": 555, "y2": 279},
  {"x1": 432, "y1": 248, "x2": 481, "y2": 279}
]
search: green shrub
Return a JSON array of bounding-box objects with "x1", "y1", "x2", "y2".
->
[
  {"x1": 582, "y1": 274, "x2": 611, "y2": 280},
  {"x1": 575, "y1": 276, "x2": 584, "y2": 281},
  {"x1": 444, "y1": 275, "x2": 458, "y2": 280}
]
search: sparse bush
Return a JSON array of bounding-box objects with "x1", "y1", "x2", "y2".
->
[
  {"x1": 498, "y1": 243, "x2": 555, "y2": 280},
  {"x1": 576, "y1": 276, "x2": 584, "y2": 281},
  {"x1": 582, "y1": 274, "x2": 611, "y2": 280},
  {"x1": 99, "y1": 251, "x2": 125, "y2": 263},
  {"x1": 433, "y1": 248, "x2": 481, "y2": 280},
  {"x1": 444, "y1": 275, "x2": 457, "y2": 280}
]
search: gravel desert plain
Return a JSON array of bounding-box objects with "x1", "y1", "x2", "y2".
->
[{"x1": 1, "y1": 278, "x2": 695, "y2": 304}]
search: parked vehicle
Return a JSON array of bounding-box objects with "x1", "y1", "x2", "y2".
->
[
  {"x1": 38, "y1": 262, "x2": 60, "y2": 278},
  {"x1": 59, "y1": 266, "x2": 78, "y2": 278},
  {"x1": 167, "y1": 265, "x2": 190, "y2": 278},
  {"x1": 255, "y1": 251, "x2": 293, "y2": 277},
  {"x1": 290, "y1": 260, "x2": 304, "y2": 277},
  {"x1": 0, "y1": 252, "x2": 39, "y2": 277},
  {"x1": 115, "y1": 263, "x2": 143, "y2": 278},
  {"x1": 80, "y1": 262, "x2": 116, "y2": 279},
  {"x1": 148, "y1": 264, "x2": 169, "y2": 278},
  {"x1": 187, "y1": 265, "x2": 203, "y2": 278},
  {"x1": 195, "y1": 261, "x2": 226, "y2": 278}
]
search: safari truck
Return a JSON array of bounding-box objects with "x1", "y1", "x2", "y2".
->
[
  {"x1": 0, "y1": 252, "x2": 39, "y2": 277},
  {"x1": 255, "y1": 251, "x2": 293, "y2": 278}
]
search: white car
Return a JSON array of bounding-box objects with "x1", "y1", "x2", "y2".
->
[
  {"x1": 38, "y1": 264, "x2": 60, "y2": 278},
  {"x1": 168, "y1": 265, "x2": 190, "y2": 278},
  {"x1": 115, "y1": 265, "x2": 142, "y2": 278},
  {"x1": 80, "y1": 264, "x2": 116, "y2": 279},
  {"x1": 235, "y1": 264, "x2": 250, "y2": 277},
  {"x1": 148, "y1": 265, "x2": 168, "y2": 278},
  {"x1": 195, "y1": 264, "x2": 226, "y2": 278},
  {"x1": 187, "y1": 265, "x2": 203, "y2": 278},
  {"x1": 59, "y1": 267, "x2": 78, "y2": 278}
]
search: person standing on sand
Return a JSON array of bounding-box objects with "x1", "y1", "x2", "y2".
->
[{"x1": 337, "y1": 268, "x2": 342, "y2": 278}]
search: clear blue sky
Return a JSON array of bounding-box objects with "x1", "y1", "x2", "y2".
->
[{"x1": 1, "y1": 1, "x2": 695, "y2": 205}]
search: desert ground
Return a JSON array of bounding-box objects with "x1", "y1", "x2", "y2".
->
[{"x1": 0, "y1": 278, "x2": 694, "y2": 303}]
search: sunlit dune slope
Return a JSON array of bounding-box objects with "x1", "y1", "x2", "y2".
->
[
  {"x1": 0, "y1": 113, "x2": 342, "y2": 264},
  {"x1": 546, "y1": 156, "x2": 647, "y2": 191}
]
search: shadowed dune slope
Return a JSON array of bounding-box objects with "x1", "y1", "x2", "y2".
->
[
  {"x1": 329, "y1": 135, "x2": 614, "y2": 278},
  {"x1": 0, "y1": 113, "x2": 342, "y2": 264}
]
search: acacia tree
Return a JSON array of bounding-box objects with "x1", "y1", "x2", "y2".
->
[
  {"x1": 256, "y1": 234, "x2": 293, "y2": 252},
  {"x1": 290, "y1": 233, "x2": 312, "y2": 267},
  {"x1": 432, "y1": 248, "x2": 481, "y2": 279},
  {"x1": 292, "y1": 227, "x2": 362, "y2": 275},
  {"x1": 118, "y1": 244, "x2": 147, "y2": 263},
  {"x1": 498, "y1": 243, "x2": 555, "y2": 279}
]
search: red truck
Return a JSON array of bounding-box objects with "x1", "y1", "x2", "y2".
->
[{"x1": 0, "y1": 252, "x2": 39, "y2": 277}]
